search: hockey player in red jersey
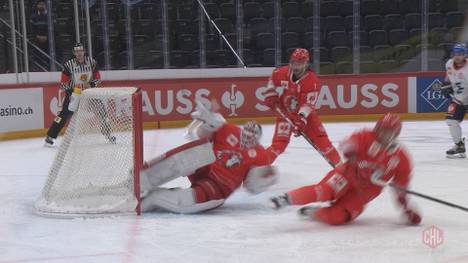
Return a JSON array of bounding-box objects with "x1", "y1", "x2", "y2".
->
[
  {"x1": 140, "y1": 102, "x2": 278, "y2": 214},
  {"x1": 263, "y1": 48, "x2": 340, "y2": 166},
  {"x1": 270, "y1": 113, "x2": 422, "y2": 226}
]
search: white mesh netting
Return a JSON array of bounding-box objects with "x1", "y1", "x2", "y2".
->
[{"x1": 35, "y1": 87, "x2": 141, "y2": 217}]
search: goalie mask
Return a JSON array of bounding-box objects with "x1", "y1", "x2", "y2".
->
[
  {"x1": 374, "y1": 113, "x2": 401, "y2": 147},
  {"x1": 241, "y1": 121, "x2": 262, "y2": 149}
]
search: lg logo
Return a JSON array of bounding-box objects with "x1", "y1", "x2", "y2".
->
[{"x1": 420, "y1": 79, "x2": 448, "y2": 110}]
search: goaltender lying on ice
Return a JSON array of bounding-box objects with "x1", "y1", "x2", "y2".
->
[{"x1": 140, "y1": 101, "x2": 278, "y2": 214}]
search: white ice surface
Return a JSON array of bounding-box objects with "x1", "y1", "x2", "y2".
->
[{"x1": 1, "y1": 121, "x2": 468, "y2": 263}]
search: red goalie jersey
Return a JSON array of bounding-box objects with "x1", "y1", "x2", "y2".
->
[{"x1": 189, "y1": 123, "x2": 275, "y2": 202}]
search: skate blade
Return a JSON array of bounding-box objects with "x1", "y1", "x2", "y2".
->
[
  {"x1": 446, "y1": 153, "x2": 466, "y2": 159},
  {"x1": 297, "y1": 206, "x2": 317, "y2": 219},
  {"x1": 44, "y1": 142, "x2": 56, "y2": 148}
]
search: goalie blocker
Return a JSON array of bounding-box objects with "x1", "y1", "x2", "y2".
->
[{"x1": 141, "y1": 101, "x2": 278, "y2": 214}]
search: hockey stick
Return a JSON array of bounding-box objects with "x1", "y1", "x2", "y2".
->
[
  {"x1": 195, "y1": 0, "x2": 246, "y2": 68},
  {"x1": 373, "y1": 178, "x2": 468, "y2": 213},
  {"x1": 431, "y1": 83, "x2": 452, "y2": 91},
  {"x1": 274, "y1": 106, "x2": 336, "y2": 168}
]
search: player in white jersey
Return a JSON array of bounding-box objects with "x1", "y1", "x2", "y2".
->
[
  {"x1": 44, "y1": 43, "x2": 103, "y2": 147},
  {"x1": 443, "y1": 43, "x2": 468, "y2": 158}
]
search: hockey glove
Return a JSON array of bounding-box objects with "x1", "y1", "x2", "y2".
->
[
  {"x1": 292, "y1": 114, "x2": 307, "y2": 137},
  {"x1": 397, "y1": 194, "x2": 421, "y2": 225},
  {"x1": 441, "y1": 87, "x2": 453, "y2": 99}
]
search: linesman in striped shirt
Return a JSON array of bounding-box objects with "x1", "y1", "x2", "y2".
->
[{"x1": 45, "y1": 43, "x2": 107, "y2": 147}]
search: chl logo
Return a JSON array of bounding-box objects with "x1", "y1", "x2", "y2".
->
[
  {"x1": 222, "y1": 84, "x2": 244, "y2": 116},
  {"x1": 420, "y1": 79, "x2": 448, "y2": 111}
]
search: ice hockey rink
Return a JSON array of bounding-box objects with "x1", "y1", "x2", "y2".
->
[{"x1": 1, "y1": 120, "x2": 468, "y2": 263}]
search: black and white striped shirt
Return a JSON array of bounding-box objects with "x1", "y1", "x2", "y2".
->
[{"x1": 60, "y1": 56, "x2": 101, "y2": 92}]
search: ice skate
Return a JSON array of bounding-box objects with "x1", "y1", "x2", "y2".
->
[
  {"x1": 446, "y1": 139, "x2": 466, "y2": 158},
  {"x1": 44, "y1": 136, "x2": 55, "y2": 148},
  {"x1": 297, "y1": 205, "x2": 318, "y2": 219}
]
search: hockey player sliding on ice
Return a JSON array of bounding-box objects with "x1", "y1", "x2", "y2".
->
[
  {"x1": 441, "y1": 43, "x2": 468, "y2": 158},
  {"x1": 270, "y1": 113, "x2": 422, "y2": 226},
  {"x1": 263, "y1": 48, "x2": 340, "y2": 167},
  {"x1": 44, "y1": 43, "x2": 112, "y2": 147},
  {"x1": 140, "y1": 102, "x2": 278, "y2": 214}
]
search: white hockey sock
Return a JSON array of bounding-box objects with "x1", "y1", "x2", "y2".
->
[{"x1": 446, "y1": 119, "x2": 462, "y2": 143}]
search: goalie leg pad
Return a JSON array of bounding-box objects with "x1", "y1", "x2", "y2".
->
[
  {"x1": 141, "y1": 187, "x2": 224, "y2": 214},
  {"x1": 140, "y1": 140, "x2": 216, "y2": 193}
]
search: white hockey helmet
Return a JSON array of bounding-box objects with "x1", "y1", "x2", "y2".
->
[{"x1": 241, "y1": 121, "x2": 262, "y2": 149}]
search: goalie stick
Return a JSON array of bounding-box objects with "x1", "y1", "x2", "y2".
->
[
  {"x1": 274, "y1": 106, "x2": 336, "y2": 168},
  {"x1": 372, "y1": 177, "x2": 468, "y2": 213}
]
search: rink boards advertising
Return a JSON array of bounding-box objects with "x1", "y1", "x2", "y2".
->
[{"x1": 0, "y1": 70, "x2": 445, "y2": 138}]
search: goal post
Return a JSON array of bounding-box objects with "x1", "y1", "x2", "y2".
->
[{"x1": 35, "y1": 87, "x2": 143, "y2": 217}]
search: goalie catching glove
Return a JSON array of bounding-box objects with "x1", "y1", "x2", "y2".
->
[
  {"x1": 243, "y1": 165, "x2": 278, "y2": 195},
  {"x1": 185, "y1": 100, "x2": 226, "y2": 140}
]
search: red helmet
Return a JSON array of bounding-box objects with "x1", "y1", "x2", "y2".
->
[
  {"x1": 290, "y1": 48, "x2": 310, "y2": 63},
  {"x1": 374, "y1": 113, "x2": 402, "y2": 142}
]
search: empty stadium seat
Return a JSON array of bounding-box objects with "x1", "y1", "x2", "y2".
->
[
  {"x1": 361, "y1": 0, "x2": 380, "y2": 16},
  {"x1": 320, "y1": 1, "x2": 339, "y2": 17},
  {"x1": 325, "y1": 16, "x2": 345, "y2": 33},
  {"x1": 384, "y1": 14, "x2": 404, "y2": 30},
  {"x1": 282, "y1": 32, "x2": 300, "y2": 49},
  {"x1": 262, "y1": 48, "x2": 276, "y2": 66},
  {"x1": 347, "y1": 31, "x2": 369, "y2": 46},
  {"x1": 282, "y1": 2, "x2": 300, "y2": 18},
  {"x1": 327, "y1": 31, "x2": 347, "y2": 47},
  {"x1": 368, "y1": 30, "x2": 388, "y2": 46},
  {"x1": 428, "y1": 12, "x2": 445, "y2": 29},
  {"x1": 440, "y1": 0, "x2": 459, "y2": 13},
  {"x1": 389, "y1": 29, "x2": 409, "y2": 45},
  {"x1": 301, "y1": 1, "x2": 315, "y2": 17},
  {"x1": 365, "y1": 15, "x2": 384, "y2": 31},
  {"x1": 285, "y1": 17, "x2": 306, "y2": 35},
  {"x1": 244, "y1": 2, "x2": 261, "y2": 22},
  {"x1": 399, "y1": 0, "x2": 421, "y2": 14},
  {"x1": 330, "y1": 46, "x2": 352, "y2": 62},
  {"x1": 381, "y1": 0, "x2": 400, "y2": 14},
  {"x1": 220, "y1": 3, "x2": 236, "y2": 20},
  {"x1": 256, "y1": 32, "x2": 275, "y2": 49},
  {"x1": 262, "y1": 2, "x2": 274, "y2": 18},
  {"x1": 446, "y1": 11, "x2": 465, "y2": 28},
  {"x1": 339, "y1": 1, "x2": 353, "y2": 17}
]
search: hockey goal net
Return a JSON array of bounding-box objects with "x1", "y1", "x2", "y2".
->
[{"x1": 35, "y1": 87, "x2": 143, "y2": 217}]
